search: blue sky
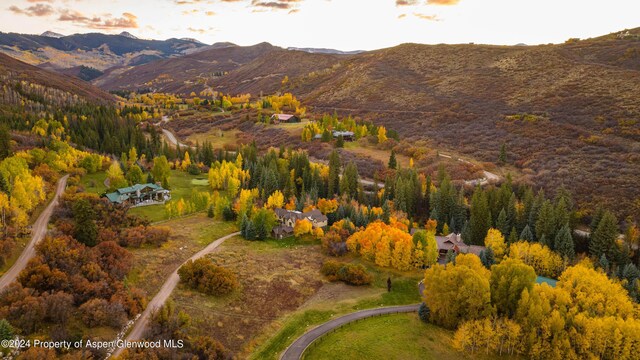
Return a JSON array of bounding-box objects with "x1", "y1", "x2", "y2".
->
[{"x1": 1, "y1": 0, "x2": 638, "y2": 50}]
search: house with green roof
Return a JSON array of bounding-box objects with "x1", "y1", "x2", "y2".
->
[{"x1": 104, "y1": 183, "x2": 170, "y2": 207}]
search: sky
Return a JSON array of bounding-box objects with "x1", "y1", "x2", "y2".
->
[{"x1": 0, "y1": 0, "x2": 638, "y2": 51}]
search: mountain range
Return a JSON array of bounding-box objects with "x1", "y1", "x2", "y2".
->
[{"x1": 0, "y1": 31, "x2": 209, "y2": 77}]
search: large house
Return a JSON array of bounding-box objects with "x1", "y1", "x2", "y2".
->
[
  {"x1": 271, "y1": 114, "x2": 301, "y2": 124},
  {"x1": 104, "y1": 183, "x2": 171, "y2": 207},
  {"x1": 435, "y1": 233, "x2": 485, "y2": 257},
  {"x1": 410, "y1": 230, "x2": 486, "y2": 259},
  {"x1": 272, "y1": 208, "x2": 328, "y2": 239}
]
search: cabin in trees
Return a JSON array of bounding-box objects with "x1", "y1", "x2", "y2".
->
[
  {"x1": 410, "y1": 231, "x2": 486, "y2": 259},
  {"x1": 271, "y1": 114, "x2": 301, "y2": 124},
  {"x1": 332, "y1": 131, "x2": 355, "y2": 141},
  {"x1": 104, "y1": 183, "x2": 171, "y2": 207},
  {"x1": 272, "y1": 208, "x2": 328, "y2": 239},
  {"x1": 435, "y1": 233, "x2": 485, "y2": 258},
  {"x1": 313, "y1": 130, "x2": 355, "y2": 142}
]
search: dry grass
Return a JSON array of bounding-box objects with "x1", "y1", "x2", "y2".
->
[
  {"x1": 170, "y1": 236, "x2": 325, "y2": 355},
  {"x1": 127, "y1": 214, "x2": 238, "y2": 296},
  {"x1": 186, "y1": 128, "x2": 240, "y2": 148}
]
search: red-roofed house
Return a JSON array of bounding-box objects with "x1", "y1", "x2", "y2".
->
[{"x1": 271, "y1": 114, "x2": 301, "y2": 124}]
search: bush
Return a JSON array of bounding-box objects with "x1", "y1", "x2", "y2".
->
[
  {"x1": 187, "y1": 164, "x2": 201, "y2": 175},
  {"x1": 419, "y1": 303, "x2": 430, "y2": 323},
  {"x1": 178, "y1": 258, "x2": 239, "y2": 296},
  {"x1": 119, "y1": 226, "x2": 171, "y2": 247},
  {"x1": 320, "y1": 260, "x2": 372, "y2": 286}
]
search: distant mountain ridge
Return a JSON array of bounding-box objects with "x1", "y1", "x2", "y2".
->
[
  {"x1": 0, "y1": 31, "x2": 208, "y2": 72},
  {"x1": 287, "y1": 47, "x2": 365, "y2": 55},
  {"x1": 41, "y1": 31, "x2": 64, "y2": 39}
]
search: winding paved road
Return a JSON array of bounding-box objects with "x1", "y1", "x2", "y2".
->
[
  {"x1": 0, "y1": 175, "x2": 69, "y2": 291},
  {"x1": 112, "y1": 231, "x2": 240, "y2": 358},
  {"x1": 280, "y1": 304, "x2": 420, "y2": 360}
]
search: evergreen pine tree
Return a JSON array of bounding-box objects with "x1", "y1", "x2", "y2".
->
[
  {"x1": 445, "y1": 249, "x2": 456, "y2": 265},
  {"x1": 520, "y1": 225, "x2": 534, "y2": 242},
  {"x1": 0, "y1": 125, "x2": 11, "y2": 160},
  {"x1": 498, "y1": 142, "x2": 507, "y2": 164},
  {"x1": 382, "y1": 200, "x2": 391, "y2": 224},
  {"x1": 146, "y1": 172, "x2": 154, "y2": 184},
  {"x1": 335, "y1": 135, "x2": 345, "y2": 148},
  {"x1": 480, "y1": 247, "x2": 495, "y2": 269},
  {"x1": 0, "y1": 173, "x2": 7, "y2": 193},
  {"x1": 328, "y1": 150, "x2": 341, "y2": 196},
  {"x1": 599, "y1": 254, "x2": 610, "y2": 273},
  {"x1": 508, "y1": 226, "x2": 518, "y2": 245},
  {"x1": 73, "y1": 199, "x2": 98, "y2": 247},
  {"x1": 535, "y1": 200, "x2": 556, "y2": 245},
  {"x1": 496, "y1": 208, "x2": 508, "y2": 236},
  {"x1": 245, "y1": 220, "x2": 256, "y2": 241},
  {"x1": 590, "y1": 211, "x2": 618, "y2": 260},
  {"x1": 469, "y1": 188, "x2": 491, "y2": 245},
  {"x1": 240, "y1": 214, "x2": 249, "y2": 238},
  {"x1": 388, "y1": 150, "x2": 397, "y2": 170},
  {"x1": 590, "y1": 207, "x2": 605, "y2": 234},
  {"x1": 0, "y1": 318, "x2": 14, "y2": 341},
  {"x1": 207, "y1": 205, "x2": 215, "y2": 218},
  {"x1": 554, "y1": 224, "x2": 575, "y2": 260}
]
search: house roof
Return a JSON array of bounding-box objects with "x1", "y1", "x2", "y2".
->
[
  {"x1": 332, "y1": 131, "x2": 354, "y2": 137},
  {"x1": 273, "y1": 225, "x2": 294, "y2": 236},
  {"x1": 272, "y1": 114, "x2": 297, "y2": 121},
  {"x1": 116, "y1": 183, "x2": 164, "y2": 195},
  {"x1": 104, "y1": 183, "x2": 168, "y2": 204},
  {"x1": 105, "y1": 192, "x2": 123, "y2": 203},
  {"x1": 303, "y1": 209, "x2": 328, "y2": 223}
]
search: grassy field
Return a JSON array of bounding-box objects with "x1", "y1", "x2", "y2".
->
[
  {"x1": 249, "y1": 257, "x2": 424, "y2": 360},
  {"x1": 303, "y1": 313, "x2": 503, "y2": 360},
  {"x1": 127, "y1": 214, "x2": 238, "y2": 295},
  {"x1": 186, "y1": 128, "x2": 240, "y2": 149},
  {"x1": 80, "y1": 171, "x2": 108, "y2": 195},
  {"x1": 343, "y1": 141, "x2": 411, "y2": 169},
  {"x1": 129, "y1": 170, "x2": 210, "y2": 223}
]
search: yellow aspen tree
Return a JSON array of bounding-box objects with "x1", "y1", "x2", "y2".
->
[
  {"x1": 485, "y1": 228, "x2": 506, "y2": 260},
  {"x1": 266, "y1": 190, "x2": 285, "y2": 209},
  {"x1": 293, "y1": 219, "x2": 313, "y2": 238},
  {"x1": 377, "y1": 126, "x2": 388, "y2": 144}
]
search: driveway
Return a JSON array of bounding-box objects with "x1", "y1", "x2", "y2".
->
[
  {"x1": 0, "y1": 175, "x2": 69, "y2": 291},
  {"x1": 111, "y1": 231, "x2": 240, "y2": 358}
]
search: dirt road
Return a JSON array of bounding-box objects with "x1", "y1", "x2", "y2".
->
[
  {"x1": 112, "y1": 231, "x2": 240, "y2": 358},
  {"x1": 0, "y1": 175, "x2": 69, "y2": 291}
]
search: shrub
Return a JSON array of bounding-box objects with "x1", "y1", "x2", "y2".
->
[
  {"x1": 320, "y1": 260, "x2": 372, "y2": 286},
  {"x1": 178, "y1": 258, "x2": 239, "y2": 296},
  {"x1": 119, "y1": 226, "x2": 171, "y2": 247},
  {"x1": 187, "y1": 164, "x2": 201, "y2": 175},
  {"x1": 418, "y1": 303, "x2": 430, "y2": 323},
  {"x1": 338, "y1": 264, "x2": 372, "y2": 285}
]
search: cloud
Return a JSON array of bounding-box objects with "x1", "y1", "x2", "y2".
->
[
  {"x1": 426, "y1": 0, "x2": 460, "y2": 5},
  {"x1": 413, "y1": 12, "x2": 440, "y2": 21},
  {"x1": 187, "y1": 26, "x2": 214, "y2": 34},
  {"x1": 251, "y1": 0, "x2": 303, "y2": 11},
  {"x1": 8, "y1": 4, "x2": 54, "y2": 17},
  {"x1": 188, "y1": 27, "x2": 207, "y2": 34},
  {"x1": 395, "y1": 0, "x2": 418, "y2": 6},
  {"x1": 58, "y1": 10, "x2": 139, "y2": 29}
]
